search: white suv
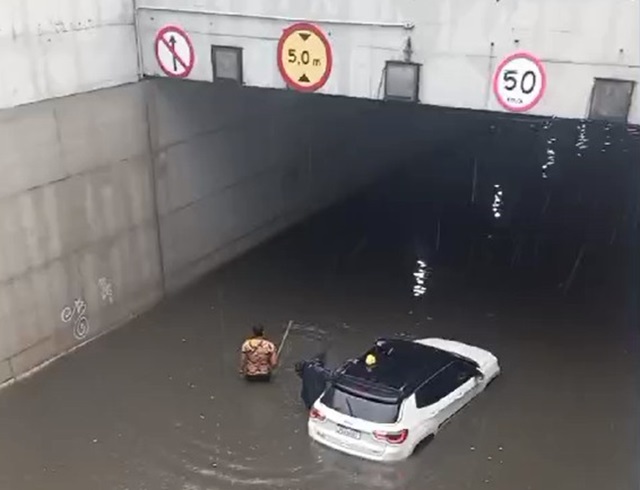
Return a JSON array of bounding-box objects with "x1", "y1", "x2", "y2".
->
[{"x1": 308, "y1": 337, "x2": 500, "y2": 462}]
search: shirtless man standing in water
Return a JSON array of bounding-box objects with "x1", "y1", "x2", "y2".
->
[{"x1": 240, "y1": 325, "x2": 278, "y2": 382}]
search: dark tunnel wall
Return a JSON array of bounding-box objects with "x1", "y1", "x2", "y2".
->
[{"x1": 331, "y1": 103, "x2": 640, "y2": 302}]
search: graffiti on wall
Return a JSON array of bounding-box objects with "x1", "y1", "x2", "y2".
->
[
  {"x1": 98, "y1": 277, "x2": 114, "y2": 304},
  {"x1": 61, "y1": 298, "x2": 90, "y2": 340}
]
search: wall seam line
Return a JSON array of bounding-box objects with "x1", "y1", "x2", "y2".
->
[{"x1": 143, "y1": 81, "x2": 167, "y2": 295}]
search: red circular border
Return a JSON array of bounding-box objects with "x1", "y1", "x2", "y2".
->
[
  {"x1": 277, "y1": 22, "x2": 333, "y2": 92},
  {"x1": 492, "y1": 51, "x2": 547, "y2": 113},
  {"x1": 154, "y1": 25, "x2": 196, "y2": 78}
]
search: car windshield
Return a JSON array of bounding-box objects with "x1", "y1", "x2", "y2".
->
[{"x1": 321, "y1": 386, "x2": 400, "y2": 424}]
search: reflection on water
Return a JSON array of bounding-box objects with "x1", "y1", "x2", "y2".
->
[
  {"x1": 492, "y1": 184, "x2": 504, "y2": 219},
  {"x1": 310, "y1": 444, "x2": 422, "y2": 490},
  {"x1": 543, "y1": 136, "x2": 556, "y2": 179},
  {"x1": 412, "y1": 259, "x2": 432, "y2": 298}
]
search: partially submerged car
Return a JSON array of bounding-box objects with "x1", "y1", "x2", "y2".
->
[{"x1": 307, "y1": 338, "x2": 500, "y2": 462}]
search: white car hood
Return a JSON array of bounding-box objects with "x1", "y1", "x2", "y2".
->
[{"x1": 415, "y1": 338, "x2": 498, "y2": 372}]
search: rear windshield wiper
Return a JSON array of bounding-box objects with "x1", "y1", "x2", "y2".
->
[{"x1": 344, "y1": 397, "x2": 355, "y2": 417}]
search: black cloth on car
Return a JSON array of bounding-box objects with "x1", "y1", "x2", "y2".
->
[{"x1": 295, "y1": 353, "x2": 333, "y2": 410}]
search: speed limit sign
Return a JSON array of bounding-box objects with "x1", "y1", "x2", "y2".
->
[{"x1": 493, "y1": 52, "x2": 546, "y2": 112}]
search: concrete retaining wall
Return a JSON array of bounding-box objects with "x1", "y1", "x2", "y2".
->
[
  {"x1": 148, "y1": 79, "x2": 417, "y2": 292},
  {"x1": 0, "y1": 83, "x2": 162, "y2": 384},
  {"x1": 0, "y1": 77, "x2": 423, "y2": 382}
]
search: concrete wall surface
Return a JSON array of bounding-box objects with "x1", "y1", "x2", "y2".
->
[
  {"x1": 0, "y1": 0, "x2": 138, "y2": 110},
  {"x1": 0, "y1": 83, "x2": 162, "y2": 383},
  {"x1": 0, "y1": 76, "x2": 428, "y2": 382},
  {"x1": 136, "y1": 0, "x2": 640, "y2": 123},
  {"x1": 148, "y1": 79, "x2": 423, "y2": 292}
]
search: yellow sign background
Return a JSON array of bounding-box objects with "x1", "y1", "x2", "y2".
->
[{"x1": 278, "y1": 24, "x2": 332, "y2": 91}]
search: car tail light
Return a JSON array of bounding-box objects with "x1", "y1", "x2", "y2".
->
[
  {"x1": 309, "y1": 407, "x2": 326, "y2": 421},
  {"x1": 374, "y1": 429, "x2": 408, "y2": 444}
]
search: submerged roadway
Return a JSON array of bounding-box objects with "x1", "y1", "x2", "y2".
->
[{"x1": 0, "y1": 150, "x2": 638, "y2": 490}]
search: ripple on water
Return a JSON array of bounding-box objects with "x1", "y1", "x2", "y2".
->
[
  {"x1": 146, "y1": 430, "x2": 324, "y2": 489},
  {"x1": 290, "y1": 322, "x2": 330, "y2": 341},
  {"x1": 144, "y1": 426, "x2": 431, "y2": 490}
]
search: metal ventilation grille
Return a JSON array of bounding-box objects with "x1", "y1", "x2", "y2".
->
[
  {"x1": 384, "y1": 61, "x2": 421, "y2": 102},
  {"x1": 588, "y1": 78, "x2": 635, "y2": 123},
  {"x1": 211, "y1": 45, "x2": 243, "y2": 83}
]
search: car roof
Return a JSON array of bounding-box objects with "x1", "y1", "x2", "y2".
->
[{"x1": 333, "y1": 338, "x2": 464, "y2": 402}]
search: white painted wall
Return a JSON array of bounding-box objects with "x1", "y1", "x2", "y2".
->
[
  {"x1": 136, "y1": 0, "x2": 640, "y2": 123},
  {"x1": 0, "y1": 0, "x2": 138, "y2": 110}
]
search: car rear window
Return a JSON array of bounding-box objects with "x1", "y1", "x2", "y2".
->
[{"x1": 321, "y1": 386, "x2": 400, "y2": 423}]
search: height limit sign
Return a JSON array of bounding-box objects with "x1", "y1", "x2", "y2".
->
[
  {"x1": 155, "y1": 25, "x2": 195, "y2": 78},
  {"x1": 493, "y1": 52, "x2": 546, "y2": 112},
  {"x1": 277, "y1": 22, "x2": 333, "y2": 92}
]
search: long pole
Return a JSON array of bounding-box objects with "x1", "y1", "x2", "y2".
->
[{"x1": 277, "y1": 320, "x2": 294, "y2": 358}]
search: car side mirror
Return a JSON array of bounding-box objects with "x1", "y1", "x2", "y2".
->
[{"x1": 474, "y1": 371, "x2": 485, "y2": 381}]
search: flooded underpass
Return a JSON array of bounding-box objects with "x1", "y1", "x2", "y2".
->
[{"x1": 0, "y1": 113, "x2": 639, "y2": 490}]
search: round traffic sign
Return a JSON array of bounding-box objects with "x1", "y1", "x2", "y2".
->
[
  {"x1": 277, "y1": 22, "x2": 333, "y2": 92},
  {"x1": 154, "y1": 25, "x2": 195, "y2": 78},
  {"x1": 493, "y1": 52, "x2": 546, "y2": 112}
]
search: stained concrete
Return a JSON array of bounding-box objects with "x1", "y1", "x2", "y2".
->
[
  {"x1": 0, "y1": 79, "x2": 425, "y2": 382},
  {"x1": 0, "y1": 83, "x2": 163, "y2": 380}
]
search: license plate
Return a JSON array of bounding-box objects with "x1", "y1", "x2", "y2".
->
[{"x1": 336, "y1": 425, "x2": 361, "y2": 439}]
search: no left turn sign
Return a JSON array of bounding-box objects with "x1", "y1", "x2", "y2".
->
[
  {"x1": 493, "y1": 52, "x2": 546, "y2": 112},
  {"x1": 155, "y1": 25, "x2": 195, "y2": 78}
]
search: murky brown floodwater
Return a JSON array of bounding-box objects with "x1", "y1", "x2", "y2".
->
[{"x1": 0, "y1": 136, "x2": 638, "y2": 490}]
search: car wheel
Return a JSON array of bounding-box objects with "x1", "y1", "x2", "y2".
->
[{"x1": 412, "y1": 433, "x2": 435, "y2": 455}]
